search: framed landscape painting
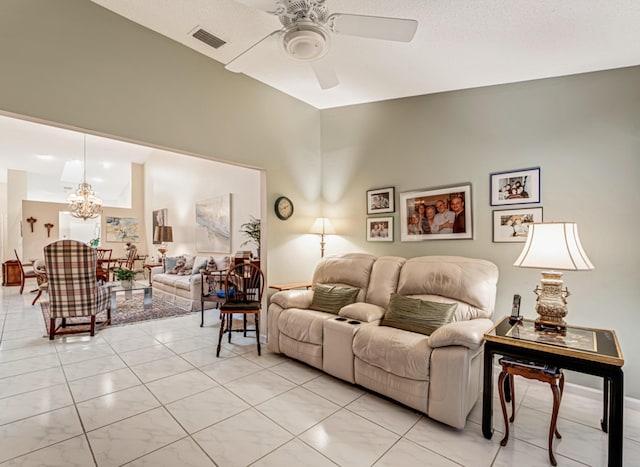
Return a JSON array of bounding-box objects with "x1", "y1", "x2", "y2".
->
[
  {"x1": 492, "y1": 207, "x2": 543, "y2": 242},
  {"x1": 196, "y1": 194, "x2": 231, "y2": 253},
  {"x1": 400, "y1": 183, "x2": 472, "y2": 241},
  {"x1": 367, "y1": 187, "x2": 395, "y2": 214},
  {"x1": 105, "y1": 217, "x2": 140, "y2": 242},
  {"x1": 367, "y1": 217, "x2": 393, "y2": 242},
  {"x1": 490, "y1": 167, "x2": 540, "y2": 206}
]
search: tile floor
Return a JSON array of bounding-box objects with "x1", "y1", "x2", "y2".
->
[{"x1": 0, "y1": 286, "x2": 638, "y2": 466}]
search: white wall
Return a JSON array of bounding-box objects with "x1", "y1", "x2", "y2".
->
[{"x1": 143, "y1": 150, "x2": 261, "y2": 258}]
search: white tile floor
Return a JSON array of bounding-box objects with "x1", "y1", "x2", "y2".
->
[{"x1": 1, "y1": 286, "x2": 638, "y2": 466}]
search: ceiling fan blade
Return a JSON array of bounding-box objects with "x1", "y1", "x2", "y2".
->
[
  {"x1": 310, "y1": 57, "x2": 339, "y2": 90},
  {"x1": 225, "y1": 30, "x2": 281, "y2": 73},
  {"x1": 328, "y1": 13, "x2": 418, "y2": 42}
]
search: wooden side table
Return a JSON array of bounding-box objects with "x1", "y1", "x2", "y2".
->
[
  {"x1": 269, "y1": 281, "x2": 312, "y2": 291},
  {"x1": 143, "y1": 263, "x2": 163, "y2": 285},
  {"x1": 483, "y1": 316, "x2": 624, "y2": 466},
  {"x1": 498, "y1": 357, "x2": 564, "y2": 466}
]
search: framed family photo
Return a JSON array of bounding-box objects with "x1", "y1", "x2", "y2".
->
[
  {"x1": 367, "y1": 217, "x2": 393, "y2": 242},
  {"x1": 399, "y1": 183, "x2": 472, "y2": 241},
  {"x1": 492, "y1": 207, "x2": 543, "y2": 243},
  {"x1": 367, "y1": 187, "x2": 395, "y2": 214},
  {"x1": 490, "y1": 167, "x2": 540, "y2": 206}
]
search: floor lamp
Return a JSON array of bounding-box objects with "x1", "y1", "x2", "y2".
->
[{"x1": 310, "y1": 218, "x2": 335, "y2": 258}]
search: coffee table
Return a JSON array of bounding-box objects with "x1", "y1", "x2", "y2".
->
[{"x1": 108, "y1": 282, "x2": 152, "y2": 314}]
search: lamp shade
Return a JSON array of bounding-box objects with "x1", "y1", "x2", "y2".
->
[
  {"x1": 513, "y1": 222, "x2": 594, "y2": 271},
  {"x1": 310, "y1": 217, "x2": 335, "y2": 235},
  {"x1": 154, "y1": 226, "x2": 173, "y2": 243}
]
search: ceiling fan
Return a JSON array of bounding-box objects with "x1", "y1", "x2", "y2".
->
[{"x1": 226, "y1": 0, "x2": 418, "y2": 89}]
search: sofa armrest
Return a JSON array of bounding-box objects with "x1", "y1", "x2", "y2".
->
[
  {"x1": 150, "y1": 266, "x2": 164, "y2": 277},
  {"x1": 428, "y1": 319, "x2": 494, "y2": 350},
  {"x1": 338, "y1": 302, "x2": 385, "y2": 323},
  {"x1": 269, "y1": 290, "x2": 313, "y2": 309}
]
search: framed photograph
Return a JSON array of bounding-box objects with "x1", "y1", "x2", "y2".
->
[
  {"x1": 367, "y1": 187, "x2": 395, "y2": 214},
  {"x1": 367, "y1": 217, "x2": 393, "y2": 242},
  {"x1": 400, "y1": 183, "x2": 472, "y2": 241},
  {"x1": 492, "y1": 207, "x2": 543, "y2": 243},
  {"x1": 152, "y1": 208, "x2": 168, "y2": 244},
  {"x1": 490, "y1": 167, "x2": 540, "y2": 206}
]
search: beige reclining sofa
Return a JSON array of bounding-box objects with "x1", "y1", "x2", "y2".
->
[{"x1": 268, "y1": 253, "x2": 499, "y2": 429}]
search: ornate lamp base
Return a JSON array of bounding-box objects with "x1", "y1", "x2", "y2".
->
[{"x1": 533, "y1": 271, "x2": 570, "y2": 333}]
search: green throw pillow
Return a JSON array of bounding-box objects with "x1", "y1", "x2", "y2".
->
[
  {"x1": 381, "y1": 293, "x2": 457, "y2": 336},
  {"x1": 310, "y1": 284, "x2": 360, "y2": 314}
]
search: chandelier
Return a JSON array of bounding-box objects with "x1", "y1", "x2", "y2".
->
[{"x1": 67, "y1": 134, "x2": 103, "y2": 220}]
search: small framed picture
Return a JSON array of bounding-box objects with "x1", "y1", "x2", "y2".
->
[
  {"x1": 490, "y1": 167, "x2": 540, "y2": 206},
  {"x1": 367, "y1": 217, "x2": 393, "y2": 242},
  {"x1": 399, "y1": 183, "x2": 472, "y2": 241},
  {"x1": 367, "y1": 187, "x2": 395, "y2": 214},
  {"x1": 492, "y1": 207, "x2": 543, "y2": 242}
]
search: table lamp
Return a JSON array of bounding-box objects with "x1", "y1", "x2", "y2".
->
[
  {"x1": 310, "y1": 217, "x2": 335, "y2": 258},
  {"x1": 154, "y1": 226, "x2": 173, "y2": 259},
  {"x1": 513, "y1": 222, "x2": 594, "y2": 331}
]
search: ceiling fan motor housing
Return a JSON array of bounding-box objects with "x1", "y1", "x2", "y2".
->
[{"x1": 281, "y1": 21, "x2": 330, "y2": 61}]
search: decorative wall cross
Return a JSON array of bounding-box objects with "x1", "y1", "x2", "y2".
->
[
  {"x1": 26, "y1": 217, "x2": 37, "y2": 232},
  {"x1": 44, "y1": 223, "x2": 54, "y2": 237}
]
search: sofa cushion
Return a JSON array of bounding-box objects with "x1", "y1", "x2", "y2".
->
[
  {"x1": 353, "y1": 324, "x2": 432, "y2": 380},
  {"x1": 310, "y1": 284, "x2": 360, "y2": 314},
  {"x1": 163, "y1": 256, "x2": 182, "y2": 273},
  {"x1": 397, "y1": 256, "x2": 499, "y2": 320},
  {"x1": 312, "y1": 253, "x2": 376, "y2": 302},
  {"x1": 381, "y1": 294, "x2": 456, "y2": 336}
]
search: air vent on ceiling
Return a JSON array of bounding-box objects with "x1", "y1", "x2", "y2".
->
[{"x1": 192, "y1": 28, "x2": 226, "y2": 49}]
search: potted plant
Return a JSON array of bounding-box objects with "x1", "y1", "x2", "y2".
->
[
  {"x1": 240, "y1": 215, "x2": 261, "y2": 258},
  {"x1": 115, "y1": 267, "x2": 137, "y2": 288}
]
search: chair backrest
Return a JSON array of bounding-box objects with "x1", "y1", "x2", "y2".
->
[
  {"x1": 44, "y1": 240, "x2": 99, "y2": 318},
  {"x1": 224, "y1": 262, "x2": 264, "y2": 305},
  {"x1": 96, "y1": 248, "x2": 112, "y2": 262},
  {"x1": 124, "y1": 247, "x2": 136, "y2": 269},
  {"x1": 14, "y1": 249, "x2": 26, "y2": 272}
]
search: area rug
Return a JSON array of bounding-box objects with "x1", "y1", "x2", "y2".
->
[{"x1": 41, "y1": 294, "x2": 193, "y2": 335}]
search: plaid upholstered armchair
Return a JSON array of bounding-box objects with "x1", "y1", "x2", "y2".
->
[{"x1": 41, "y1": 240, "x2": 111, "y2": 340}]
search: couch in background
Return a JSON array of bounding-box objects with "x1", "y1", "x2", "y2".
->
[
  {"x1": 268, "y1": 253, "x2": 499, "y2": 429},
  {"x1": 151, "y1": 254, "x2": 230, "y2": 311}
]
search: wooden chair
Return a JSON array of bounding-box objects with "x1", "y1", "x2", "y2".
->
[
  {"x1": 217, "y1": 262, "x2": 264, "y2": 357},
  {"x1": 95, "y1": 248, "x2": 113, "y2": 283},
  {"x1": 200, "y1": 269, "x2": 227, "y2": 327},
  {"x1": 14, "y1": 249, "x2": 37, "y2": 294},
  {"x1": 498, "y1": 357, "x2": 565, "y2": 466},
  {"x1": 41, "y1": 240, "x2": 111, "y2": 340},
  {"x1": 31, "y1": 259, "x2": 48, "y2": 306}
]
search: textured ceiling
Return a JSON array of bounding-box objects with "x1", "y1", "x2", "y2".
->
[{"x1": 90, "y1": 0, "x2": 640, "y2": 109}]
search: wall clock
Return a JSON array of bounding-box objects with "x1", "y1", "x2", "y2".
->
[{"x1": 274, "y1": 196, "x2": 294, "y2": 220}]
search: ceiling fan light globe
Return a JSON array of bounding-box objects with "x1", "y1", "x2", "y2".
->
[{"x1": 281, "y1": 23, "x2": 329, "y2": 61}]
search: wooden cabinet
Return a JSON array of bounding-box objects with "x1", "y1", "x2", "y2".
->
[{"x1": 2, "y1": 260, "x2": 21, "y2": 286}]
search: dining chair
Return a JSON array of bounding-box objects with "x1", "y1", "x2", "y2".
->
[
  {"x1": 217, "y1": 262, "x2": 264, "y2": 357},
  {"x1": 42, "y1": 240, "x2": 111, "y2": 340},
  {"x1": 14, "y1": 249, "x2": 37, "y2": 294},
  {"x1": 31, "y1": 259, "x2": 48, "y2": 306},
  {"x1": 95, "y1": 248, "x2": 113, "y2": 283}
]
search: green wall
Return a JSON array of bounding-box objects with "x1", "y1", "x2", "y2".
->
[
  {"x1": 0, "y1": 0, "x2": 324, "y2": 283},
  {"x1": 1, "y1": 0, "x2": 639, "y2": 397},
  {"x1": 320, "y1": 67, "x2": 640, "y2": 394}
]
